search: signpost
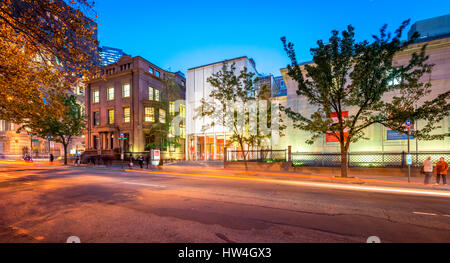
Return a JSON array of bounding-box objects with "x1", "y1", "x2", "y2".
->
[
  {"x1": 118, "y1": 133, "x2": 126, "y2": 169},
  {"x1": 404, "y1": 120, "x2": 413, "y2": 183}
]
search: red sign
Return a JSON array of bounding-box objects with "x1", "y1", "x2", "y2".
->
[
  {"x1": 154, "y1": 150, "x2": 160, "y2": 157},
  {"x1": 326, "y1": 132, "x2": 348, "y2": 142},
  {"x1": 326, "y1": 111, "x2": 349, "y2": 142}
]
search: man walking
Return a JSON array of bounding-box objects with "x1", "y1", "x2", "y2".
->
[
  {"x1": 423, "y1": 156, "x2": 433, "y2": 185},
  {"x1": 436, "y1": 157, "x2": 448, "y2": 185}
]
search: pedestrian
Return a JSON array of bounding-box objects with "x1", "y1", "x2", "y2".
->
[
  {"x1": 145, "y1": 153, "x2": 150, "y2": 169},
  {"x1": 49, "y1": 153, "x2": 54, "y2": 163},
  {"x1": 435, "y1": 157, "x2": 448, "y2": 185},
  {"x1": 138, "y1": 155, "x2": 144, "y2": 169},
  {"x1": 74, "y1": 154, "x2": 80, "y2": 166},
  {"x1": 423, "y1": 156, "x2": 433, "y2": 185}
]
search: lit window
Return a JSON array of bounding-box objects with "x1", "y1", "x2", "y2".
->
[
  {"x1": 169, "y1": 101, "x2": 175, "y2": 115},
  {"x1": 149, "y1": 86, "x2": 154, "y2": 100},
  {"x1": 93, "y1": 90, "x2": 99, "y2": 103},
  {"x1": 122, "y1": 83, "x2": 130, "y2": 98},
  {"x1": 144, "y1": 107, "x2": 154, "y2": 122},
  {"x1": 155, "y1": 89, "x2": 160, "y2": 101},
  {"x1": 159, "y1": 109, "x2": 166, "y2": 123},
  {"x1": 0, "y1": 120, "x2": 5, "y2": 132},
  {"x1": 387, "y1": 69, "x2": 402, "y2": 86},
  {"x1": 123, "y1": 107, "x2": 130, "y2": 123},
  {"x1": 149, "y1": 67, "x2": 154, "y2": 74},
  {"x1": 180, "y1": 123, "x2": 185, "y2": 138},
  {"x1": 107, "y1": 87, "x2": 114, "y2": 100},
  {"x1": 155, "y1": 70, "x2": 160, "y2": 78},
  {"x1": 108, "y1": 109, "x2": 114, "y2": 124},
  {"x1": 180, "y1": 104, "x2": 185, "y2": 118}
]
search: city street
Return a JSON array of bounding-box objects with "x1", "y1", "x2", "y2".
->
[{"x1": 0, "y1": 163, "x2": 449, "y2": 243}]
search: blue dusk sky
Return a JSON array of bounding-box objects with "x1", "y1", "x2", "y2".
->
[{"x1": 95, "y1": 0, "x2": 450, "y2": 76}]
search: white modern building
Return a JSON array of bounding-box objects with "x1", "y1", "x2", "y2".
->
[{"x1": 185, "y1": 56, "x2": 259, "y2": 160}]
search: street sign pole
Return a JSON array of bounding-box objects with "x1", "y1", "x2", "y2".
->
[
  {"x1": 407, "y1": 128, "x2": 411, "y2": 183},
  {"x1": 405, "y1": 120, "x2": 412, "y2": 183}
]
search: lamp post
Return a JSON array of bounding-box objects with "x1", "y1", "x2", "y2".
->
[
  {"x1": 118, "y1": 132, "x2": 126, "y2": 169},
  {"x1": 47, "y1": 136, "x2": 52, "y2": 157},
  {"x1": 28, "y1": 132, "x2": 33, "y2": 160}
]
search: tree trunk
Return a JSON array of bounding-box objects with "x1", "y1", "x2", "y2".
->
[
  {"x1": 239, "y1": 140, "x2": 248, "y2": 171},
  {"x1": 340, "y1": 144, "x2": 348, "y2": 178},
  {"x1": 63, "y1": 143, "x2": 68, "y2": 165}
]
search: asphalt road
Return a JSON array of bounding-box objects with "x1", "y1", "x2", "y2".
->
[{"x1": 0, "y1": 164, "x2": 449, "y2": 243}]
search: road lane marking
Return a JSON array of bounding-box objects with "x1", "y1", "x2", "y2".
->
[
  {"x1": 122, "y1": 181, "x2": 166, "y2": 188},
  {"x1": 413, "y1": 212, "x2": 437, "y2": 216},
  {"x1": 443, "y1": 215, "x2": 450, "y2": 217},
  {"x1": 124, "y1": 169, "x2": 450, "y2": 198}
]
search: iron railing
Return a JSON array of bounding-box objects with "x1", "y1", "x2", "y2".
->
[
  {"x1": 226, "y1": 149, "x2": 287, "y2": 163},
  {"x1": 291, "y1": 151, "x2": 450, "y2": 168}
]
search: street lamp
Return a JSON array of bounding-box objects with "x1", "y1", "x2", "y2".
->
[
  {"x1": 118, "y1": 132, "x2": 126, "y2": 169},
  {"x1": 28, "y1": 132, "x2": 33, "y2": 160}
]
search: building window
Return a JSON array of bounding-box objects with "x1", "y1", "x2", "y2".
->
[
  {"x1": 0, "y1": 120, "x2": 5, "y2": 132},
  {"x1": 169, "y1": 101, "x2": 175, "y2": 116},
  {"x1": 93, "y1": 112, "x2": 100, "y2": 126},
  {"x1": 159, "y1": 109, "x2": 166, "y2": 123},
  {"x1": 155, "y1": 70, "x2": 160, "y2": 78},
  {"x1": 180, "y1": 104, "x2": 185, "y2": 118},
  {"x1": 144, "y1": 107, "x2": 154, "y2": 122},
  {"x1": 123, "y1": 107, "x2": 130, "y2": 123},
  {"x1": 93, "y1": 90, "x2": 99, "y2": 103},
  {"x1": 108, "y1": 109, "x2": 114, "y2": 124},
  {"x1": 107, "y1": 87, "x2": 114, "y2": 101},
  {"x1": 122, "y1": 83, "x2": 130, "y2": 98},
  {"x1": 169, "y1": 143, "x2": 175, "y2": 152},
  {"x1": 180, "y1": 123, "x2": 185, "y2": 138},
  {"x1": 149, "y1": 67, "x2": 154, "y2": 74},
  {"x1": 155, "y1": 89, "x2": 160, "y2": 101},
  {"x1": 148, "y1": 86, "x2": 154, "y2": 100},
  {"x1": 387, "y1": 69, "x2": 402, "y2": 86}
]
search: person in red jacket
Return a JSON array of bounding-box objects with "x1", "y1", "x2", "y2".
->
[{"x1": 435, "y1": 157, "x2": 448, "y2": 185}]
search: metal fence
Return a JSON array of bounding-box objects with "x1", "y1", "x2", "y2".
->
[
  {"x1": 226, "y1": 149, "x2": 287, "y2": 163},
  {"x1": 291, "y1": 151, "x2": 450, "y2": 168}
]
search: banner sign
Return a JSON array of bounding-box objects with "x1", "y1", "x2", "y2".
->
[
  {"x1": 326, "y1": 111, "x2": 349, "y2": 142},
  {"x1": 386, "y1": 130, "x2": 414, "y2": 140}
]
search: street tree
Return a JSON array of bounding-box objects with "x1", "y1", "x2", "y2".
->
[
  {"x1": 19, "y1": 94, "x2": 86, "y2": 165},
  {"x1": 0, "y1": 0, "x2": 98, "y2": 122},
  {"x1": 144, "y1": 74, "x2": 184, "y2": 155},
  {"x1": 196, "y1": 63, "x2": 284, "y2": 169},
  {"x1": 281, "y1": 20, "x2": 450, "y2": 177}
]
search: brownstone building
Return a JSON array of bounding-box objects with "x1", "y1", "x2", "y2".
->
[{"x1": 85, "y1": 55, "x2": 186, "y2": 159}]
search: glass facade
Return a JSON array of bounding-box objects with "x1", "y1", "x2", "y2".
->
[{"x1": 98, "y1": 46, "x2": 128, "y2": 66}]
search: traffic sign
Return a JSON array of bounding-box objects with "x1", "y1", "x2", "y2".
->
[
  {"x1": 405, "y1": 120, "x2": 412, "y2": 129},
  {"x1": 406, "y1": 154, "x2": 412, "y2": 165}
]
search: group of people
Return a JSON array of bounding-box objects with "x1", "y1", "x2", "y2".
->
[
  {"x1": 422, "y1": 157, "x2": 448, "y2": 185},
  {"x1": 129, "y1": 154, "x2": 152, "y2": 169}
]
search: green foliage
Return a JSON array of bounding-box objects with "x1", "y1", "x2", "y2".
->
[
  {"x1": 195, "y1": 63, "x2": 285, "y2": 168},
  {"x1": 19, "y1": 94, "x2": 86, "y2": 165},
  {"x1": 281, "y1": 20, "x2": 450, "y2": 177}
]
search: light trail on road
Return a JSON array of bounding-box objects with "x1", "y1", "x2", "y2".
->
[{"x1": 126, "y1": 169, "x2": 450, "y2": 198}]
